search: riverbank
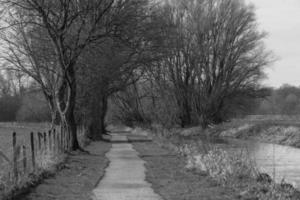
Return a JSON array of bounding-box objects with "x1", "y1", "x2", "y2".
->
[
  {"x1": 144, "y1": 126, "x2": 300, "y2": 200},
  {"x1": 211, "y1": 119, "x2": 300, "y2": 148},
  {"x1": 158, "y1": 118, "x2": 300, "y2": 149},
  {"x1": 134, "y1": 142, "x2": 238, "y2": 200}
]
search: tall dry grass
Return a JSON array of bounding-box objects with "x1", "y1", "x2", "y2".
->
[
  {"x1": 0, "y1": 145, "x2": 65, "y2": 199},
  {"x1": 0, "y1": 124, "x2": 89, "y2": 199},
  {"x1": 149, "y1": 125, "x2": 300, "y2": 200}
]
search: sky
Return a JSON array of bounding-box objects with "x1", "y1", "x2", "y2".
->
[
  {"x1": 0, "y1": 1, "x2": 299, "y2": 88},
  {"x1": 247, "y1": 0, "x2": 300, "y2": 88}
]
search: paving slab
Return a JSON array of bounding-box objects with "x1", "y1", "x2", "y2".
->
[
  {"x1": 103, "y1": 132, "x2": 152, "y2": 143},
  {"x1": 92, "y1": 143, "x2": 162, "y2": 200},
  {"x1": 110, "y1": 134, "x2": 128, "y2": 142}
]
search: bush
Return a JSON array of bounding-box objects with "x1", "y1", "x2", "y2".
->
[{"x1": 184, "y1": 146, "x2": 257, "y2": 185}]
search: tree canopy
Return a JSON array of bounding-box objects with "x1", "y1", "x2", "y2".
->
[{"x1": 0, "y1": 0, "x2": 273, "y2": 144}]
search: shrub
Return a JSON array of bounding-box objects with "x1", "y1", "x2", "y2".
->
[{"x1": 184, "y1": 147, "x2": 257, "y2": 185}]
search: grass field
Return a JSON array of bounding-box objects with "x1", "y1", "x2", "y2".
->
[{"x1": 0, "y1": 123, "x2": 52, "y2": 169}]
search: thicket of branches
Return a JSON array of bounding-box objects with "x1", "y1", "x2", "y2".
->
[
  {"x1": 0, "y1": 0, "x2": 154, "y2": 149},
  {"x1": 112, "y1": 0, "x2": 272, "y2": 128},
  {"x1": 0, "y1": 0, "x2": 272, "y2": 149}
]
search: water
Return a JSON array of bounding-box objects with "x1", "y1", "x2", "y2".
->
[
  {"x1": 243, "y1": 141, "x2": 300, "y2": 188},
  {"x1": 193, "y1": 137, "x2": 300, "y2": 189}
]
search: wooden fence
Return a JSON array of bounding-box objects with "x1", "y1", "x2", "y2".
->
[{"x1": 0, "y1": 126, "x2": 83, "y2": 186}]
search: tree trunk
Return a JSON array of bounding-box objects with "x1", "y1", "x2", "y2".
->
[
  {"x1": 100, "y1": 95, "x2": 108, "y2": 137},
  {"x1": 43, "y1": 92, "x2": 58, "y2": 127},
  {"x1": 179, "y1": 102, "x2": 191, "y2": 128},
  {"x1": 67, "y1": 71, "x2": 81, "y2": 150},
  {"x1": 199, "y1": 113, "x2": 209, "y2": 129},
  {"x1": 56, "y1": 70, "x2": 81, "y2": 151},
  {"x1": 65, "y1": 106, "x2": 80, "y2": 151},
  {"x1": 87, "y1": 94, "x2": 108, "y2": 140}
]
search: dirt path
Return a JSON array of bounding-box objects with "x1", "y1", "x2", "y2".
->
[
  {"x1": 18, "y1": 141, "x2": 111, "y2": 200},
  {"x1": 92, "y1": 143, "x2": 162, "y2": 200}
]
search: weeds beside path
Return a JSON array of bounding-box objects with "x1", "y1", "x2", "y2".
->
[
  {"x1": 16, "y1": 141, "x2": 111, "y2": 200},
  {"x1": 134, "y1": 142, "x2": 237, "y2": 200}
]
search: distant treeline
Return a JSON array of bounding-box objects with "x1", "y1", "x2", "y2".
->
[
  {"x1": 0, "y1": 93, "x2": 51, "y2": 122},
  {"x1": 108, "y1": 83, "x2": 300, "y2": 128},
  {"x1": 0, "y1": 73, "x2": 50, "y2": 122},
  {"x1": 2, "y1": 74, "x2": 300, "y2": 124},
  {"x1": 255, "y1": 85, "x2": 300, "y2": 115}
]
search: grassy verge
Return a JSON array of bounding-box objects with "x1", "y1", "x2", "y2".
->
[
  {"x1": 0, "y1": 123, "x2": 92, "y2": 200},
  {"x1": 134, "y1": 142, "x2": 237, "y2": 200},
  {"x1": 14, "y1": 141, "x2": 111, "y2": 200},
  {"x1": 0, "y1": 150, "x2": 66, "y2": 200},
  {"x1": 138, "y1": 127, "x2": 300, "y2": 200},
  {"x1": 1, "y1": 159, "x2": 66, "y2": 200}
]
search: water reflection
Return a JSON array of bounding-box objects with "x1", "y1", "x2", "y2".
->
[
  {"x1": 245, "y1": 141, "x2": 300, "y2": 188},
  {"x1": 193, "y1": 137, "x2": 300, "y2": 189}
]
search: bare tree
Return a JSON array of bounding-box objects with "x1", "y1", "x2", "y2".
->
[
  {"x1": 149, "y1": 0, "x2": 272, "y2": 128},
  {"x1": 148, "y1": 0, "x2": 202, "y2": 127},
  {"x1": 0, "y1": 22, "x2": 59, "y2": 125},
  {"x1": 0, "y1": 0, "x2": 151, "y2": 149},
  {"x1": 77, "y1": 44, "x2": 142, "y2": 139},
  {"x1": 77, "y1": 5, "x2": 159, "y2": 139},
  {"x1": 189, "y1": 0, "x2": 272, "y2": 127}
]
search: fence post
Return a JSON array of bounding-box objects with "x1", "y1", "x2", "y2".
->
[
  {"x1": 54, "y1": 129, "x2": 59, "y2": 153},
  {"x1": 61, "y1": 126, "x2": 64, "y2": 151},
  {"x1": 48, "y1": 130, "x2": 52, "y2": 152},
  {"x1": 43, "y1": 132, "x2": 47, "y2": 153},
  {"x1": 68, "y1": 130, "x2": 71, "y2": 151},
  {"x1": 59, "y1": 128, "x2": 62, "y2": 152},
  {"x1": 22, "y1": 145, "x2": 27, "y2": 174},
  {"x1": 61, "y1": 127, "x2": 64, "y2": 151},
  {"x1": 52, "y1": 129, "x2": 56, "y2": 152},
  {"x1": 12, "y1": 132, "x2": 18, "y2": 183},
  {"x1": 65, "y1": 128, "x2": 68, "y2": 151},
  {"x1": 30, "y1": 132, "x2": 36, "y2": 170},
  {"x1": 38, "y1": 132, "x2": 42, "y2": 150},
  {"x1": 56, "y1": 128, "x2": 59, "y2": 152},
  {"x1": 70, "y1": 128, "x2": 73, "y2": 151}
]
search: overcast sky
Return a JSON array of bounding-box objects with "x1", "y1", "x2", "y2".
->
[{"x1": 247, "y1": 0, "x2": 300, "y2": 88}]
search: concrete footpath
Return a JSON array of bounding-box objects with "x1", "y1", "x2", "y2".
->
[{"x1": 92, "y1": 141, "x2": 162, "y2": 200}]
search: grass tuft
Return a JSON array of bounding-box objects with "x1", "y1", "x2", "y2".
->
[{"x1": 184, "y1": 147, "x2": 258, "y2": 186}]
